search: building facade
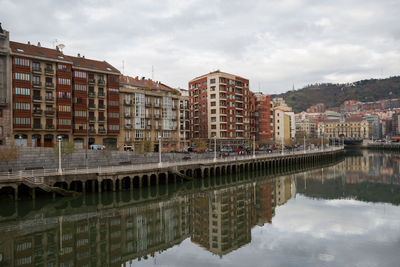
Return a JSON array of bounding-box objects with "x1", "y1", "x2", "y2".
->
[
  {"x1": 6, "y1": 39, "x2": 121, "y2": 149},
  {"x1": 253, "y1": 93, "x2": 273, "y2": 144},
  {"x1": 0, "y1": 24, "x2": 11, "y2": 146},
  {"x1": 317, "y1": 118, "x2": 370, "y2": 139},
  {"x1": 119, "y1": 76, "x2": 181, "y2": 152},
  {"x1": 188, "y1": 71, "x2": 252, "y2": 149}
]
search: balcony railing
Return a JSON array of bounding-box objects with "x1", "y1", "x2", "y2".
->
[
  {"x1": 89, "y1": 116, "x2": 96, "y2": 122},
  {"x1": 88, "y1": 78, "x2": 96, "y2": 84},
  {"x1": 145, "y1": 103, "x2": 152, "y2": 107},
  {"x1": 98, "y1": 129, "x2": 106, "y2": 134},
  {"x1": 88, "y1": 103, "x2": 96, "y2": 109},
  {"x1": 45, "y1": 124, "x2": 55, "y2": 130},
  {"x1": 89, "y1": 129, "x2": 96, "y2": 134},
  {"x1": 32, "y1": 81, "x2": 42, "y2": 87},
  {"x1": 98, "y1": 91, "x2": 105, "y2": 97},
  {"x1": 32, "y1": 67, "x2": 42, "y2": 73},
  {"x1": 45, "y1": 67, "x2": 54, "y2": 74},
  {"x1": 45, "y1": 110, "x2": 55, "y2": 116},
  {"x1": 33, "y1": 124, "x2": 42, "y2": 129},
  {"x1": 98, "y1": 104, "x2": 105, "y2": 110},
  {"x1": 98, "y1": 117, "x2": 105, "y2": 122},
  {"x1": 33, "y1": 96, "x2": 42, "y2": 101},
  {"x1": 32, "y1": 109, "x2": 42, "y2": 115},
  {"x1": 88, "y1": 92, "x2": 96, "y2": 98},
  {"x1": 45, "y1": 82, "x2": 54, "y2": 89},
  {"x1": 98, "y1": 79, "x2": 105, "y2": 85},
  {"x1": 45, "y1": 97, "x2": 55, "y2": 102}
]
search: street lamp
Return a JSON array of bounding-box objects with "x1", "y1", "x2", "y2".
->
[
  {"x1": 57, "y1": 136, "x2": 63, "y2": 174},
  {"x1": 281, "y1": 135, "x2": 284, "y2": 155},
  {"x1": 303, "y1": 136, "x2": 306, "y2": 154},
  {"x1": 158, "y1": 135, "x2": 162, "y2": 167},
  {"x1": 213, "y1": 136, "x2": 217, "y2": 162},
  {"x1": 252, "y1": 135, "x2": 256, "y2": 158}
]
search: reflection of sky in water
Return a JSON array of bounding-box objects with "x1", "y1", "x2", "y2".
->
[{"x1": 131, "y1": 196, "x2": 400, "y2": 267}]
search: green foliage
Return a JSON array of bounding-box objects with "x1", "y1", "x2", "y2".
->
[
  {"x1": 0, "y1": 146, "x2": 20, "y2": 171},
  {"x1": 54, "y1": 141, "x2": 75, "y2": 156},
  {"x1": 191, "y1": 139, "x2": 208, "y2": 152},
  {"x1": 273, "y1": 76, "x2": 400, "y2": 113}
]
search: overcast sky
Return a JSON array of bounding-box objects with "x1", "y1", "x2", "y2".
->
[{"x1": 1, "y1": 0, "x2": 400, "y2": 94}]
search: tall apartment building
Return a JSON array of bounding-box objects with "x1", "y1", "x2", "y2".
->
[
  {"x1": 119, "y1": 75, "x2": 181, "y2": 152},
  {"x1": 253, "y1": 93, "x2": 273, "y2": 144},
  {"x1": 178, "y1": 89, "x2": 190, "y2": 150},
  {"x1": 188, "y1": 71, "x2": 252, "y2": 148},
  {"x1": 0, "y1": 25, "x2": 121, "y2": 148}
]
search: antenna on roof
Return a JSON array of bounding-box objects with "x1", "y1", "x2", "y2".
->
[
  {"x1": 52, "y1": 39, "x2": 58, "y2": 48},
  {"x1": 152, "y1": 65, "x2": 154, "y2": 80},
  {"x1": 122, "y1": 60, "x2": 124, "y2": 75},
  {"x1": 57, "y1": 44, "x2": 65, "y2": 53}
]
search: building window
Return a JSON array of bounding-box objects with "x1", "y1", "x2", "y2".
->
[
  {"x1": 14, "y1": 57, "x2": 29, "y2": 67},
  {"x1": 74, "y1": 71, "x2": 87, "y2": 79},
  {"x1": 210, "y1": 78, "x2": 216, "y2": 84},
  {"x1": 58, "y1": 78, "x2": 71, "y2": 86},
  {"x1": 14, "y1": 73, "x2": 30, "y2": 81}
]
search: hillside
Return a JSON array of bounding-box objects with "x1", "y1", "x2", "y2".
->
[{"x1": 273, "y1": 76, "x2": 400, "y2": 113}]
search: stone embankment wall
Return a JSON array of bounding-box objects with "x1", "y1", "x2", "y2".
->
[{"x1": 0, "y1": 147, "x2": 216, "y2": 172}]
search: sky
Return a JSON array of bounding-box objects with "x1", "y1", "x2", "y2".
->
[
  {"x1": 129, "y1": 196, "x2": 400, "y2": 267},
  {"x1": 1, "y1": 0, "x2": 400, "y2": 94}
]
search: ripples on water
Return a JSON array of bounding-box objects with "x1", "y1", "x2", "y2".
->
[{"x1": 0, "y1": 150, "x2": 399, "y2": 267}]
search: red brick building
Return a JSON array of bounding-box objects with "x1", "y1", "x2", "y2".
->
[
  {"x1": 188, "y1": 71, "x2": 252, "y2": 148},
  {"x1": 4, "y1": 35, "x2": 120, "y2": 148},
  {"x1": 254, "y1": 93, "x2": 273, "y2": 144}
]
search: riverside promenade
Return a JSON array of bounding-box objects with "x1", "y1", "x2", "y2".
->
[{"x1": 0, "y1": 146, "x2": 344, "y2": 200}]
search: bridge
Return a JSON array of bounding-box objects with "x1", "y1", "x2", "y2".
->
[{"x1": 0, "y1": 146, "x2": 344, "y2": 200}]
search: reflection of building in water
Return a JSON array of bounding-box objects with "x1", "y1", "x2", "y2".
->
[
  {"x1": 255, "y1": 180, "x2": 276, "y2": 226},
  {"x1": 275, "y1": 176, "x2": 293, "y2": 206},
  {"x1": 0, "y1": 196, "x2": 190, "y2": 267},
  {"x1": 190, "y1": 183, "x2": 256, "y2": 256},
  {"x1": 0, "y1": 178, "x2": 297, "y2": 265}
]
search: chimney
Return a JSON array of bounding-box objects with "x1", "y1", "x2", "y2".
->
[
  {"x1": 27, "y1": 41, "x2": 31, "y2": 45},
  {"x1": 37, "y1": 42, "x2": 41, "y2": 47},
  {"x1": 82, "y1": 55, "x2": 85, "y2": 58},
  {"x1": 141, "y1": 77, "x2": 145, "y2": 80},
  {"x1": 0, "y1": 23, "x2": 3, "y2": 34},
  {"x1": 77, "y1": 53, "x2": 80, "y2": 57},
  {"x1": 56, "y1": 46, "x2": 59, "y2": 52}
]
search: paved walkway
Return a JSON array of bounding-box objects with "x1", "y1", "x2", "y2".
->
[{"x1": 0, "y1": 146, "x2": 343, "y2": 181}]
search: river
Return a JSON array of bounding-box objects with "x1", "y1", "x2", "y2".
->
[{"x1": 0, "y1": 150, "x2": 399, "y2": 267}]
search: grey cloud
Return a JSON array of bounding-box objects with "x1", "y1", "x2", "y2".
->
[{"x1": 1, "y1": 0, "x2": 400, "y2": 93}]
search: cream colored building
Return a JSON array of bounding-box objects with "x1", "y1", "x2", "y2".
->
[
  {"x1": 119, "y1": 76, "x2": 180, "y2": 152},
  {"x1": 317, "y1": 118, "x2": 370, "y2": 139},
  {"x1": 274, "y1": 105, "x2": 295, "y2": 145}
]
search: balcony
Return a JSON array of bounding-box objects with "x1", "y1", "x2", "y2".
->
[
  {"x1": 154, "y1": 103, "x2": 160, "y2": 108},
  {"x1": 89, "y1": 129, "x2": 96, "y2": 134},
  {"x1": 88, "y1": 103, "x2": 96, "y2": 109},
  {"x1": 146, "y1": 125, "x2": 152, "y2": 130},
  {"x1": 154, "y1": 114, "x2": 160, "y2": 119},
  {"x1": 98, "y1": 79, "x2": 105, "y2": 86},
  {"x1": 98, "y1": 104, "x2": 105, "y2": 110},
  {"x1": 32, "y1": 109, "x2": 42, "y2": 116},
  {"x1": 98, "y1": 91, "x2": 105, "y2": 97},
  {"x1": 32, "y1": 67, "x2": 42, "y2": 74},
  {"x1": 33, "y1": 96, "x2": 42, "y2": 102},
  {"x1": 145, "y1": 103, "x2": 152, "y2": 107},
  {"x1": 88, "y1": 78, "x2": 96, "y2": 84},
  {"x1": 89, "y1": 116, "x2": 96, "y2": 122},
  {"x1": 45, "y1": 124, "x2": 55, "y2": 130},
  {"x1": 45, "y1": 110, "x2": 55, "y2": 116},
  {"x1": 33, "y1": 124, "x2": 42, "y2": 130},
  {"x1": 45, "y1": 97, "x2": 55, "y2": 102},
  {"x1": 45, "y1": 82, "x2": 55, "y2": 89},
  {"x1": 88, "y1": 91, "x2": 96, "y2": 98},
  {"x1": 32, "y1": 81, "x2": 42, "y2": 88},
  {"x1": 98, "y1": 117, "x2": 105, "y2": 122},
  {"x1": 124, "y1": 113, "x2": 132, "y2": 118},
  {"x1": 45, "y1": 67, "x2": 54, "y2": 75},
  {"x1": 124, "y1": 100, "x2": 131, "y2": 106},
  {"x1": 124, "y1": 124, "x2": 131, "y2": 129},
  {"x1": 98, "y1": 129, "x2": 106, "y2": 134}
]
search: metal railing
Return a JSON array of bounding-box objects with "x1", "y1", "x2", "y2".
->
[{"x1": 0, "y1": 146, "x2": 343, "y2": 180}]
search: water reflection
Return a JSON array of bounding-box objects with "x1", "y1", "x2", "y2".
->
[{"x1": 0, "y1": 151, "x2": 399, "y2": 266}]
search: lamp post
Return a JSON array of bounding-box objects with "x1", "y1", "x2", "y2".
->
[
  {"x1": 57, "y1": 136, "x2": 62, "y2": 174},
  {"x1": 321, "y1": 133, "x2": 324, "y2": 151},
  {"x1": 158, "y1": 135, "x2": 162, "y2": 167},
  {"x1": 213, "y1": 136, "x2": 217, "y2": 162},
  {"x1": 252, "y1": 135, "x2": 256, "y2": 158},
  {"x1": 281, "y1": 135, "x2": 284, "y2": 155},
  {"x1": 303, "y1": 136, "x2": 306, "y2": 154}
]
